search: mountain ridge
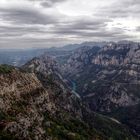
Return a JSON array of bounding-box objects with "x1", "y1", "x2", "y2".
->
[
  {"x1": 56, "y1": 41, "x2": 140, "y2": 136},
  {"x1": 0, "y1": 64, "x2": 135, "y2": 140}
]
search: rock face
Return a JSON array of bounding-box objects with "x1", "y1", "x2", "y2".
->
[
  {"x1": 60, "y1": 41, "x2": 140, "y2": 135},
  {"x1": 61, "y1": 46, "x2": 100, "y2": 75},
  {"x1": 0, "y1": 65, "x2": 84, "y2": 140},
  {"x1": 0, "y1": 64, "x2": 134, "y2": 140}
]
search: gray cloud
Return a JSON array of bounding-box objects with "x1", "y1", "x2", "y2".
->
[
  {"x1": 0, "y1": 0, "x2": 139, "y2": 48},
  {"x1": 136, "y1": 26, "x2": 140, "y2": 31},
  {"x1": 40, "y1": 0, "x2": 67, "y2": 7},
  {"x1": 48, "y1": 18, "x2": 122, "y2": 37},
  {"x1": 0, "y1": 25, "x2": 45, "y2": 38},
  {"x1": 96, "y1": 0, "x2": 140, "y2": 18},
  {"x1": 53, "y1": 23, "x2": 130, "y2": 40},
  {"x1": 0, "y1": 7, "x2": 57, "y2": 25},
  {"x1": 28, "y1": 0, "x2": 67, "y2": 7}
]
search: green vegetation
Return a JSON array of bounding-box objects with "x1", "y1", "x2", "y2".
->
[
  {"x1": 0, "y1": 110, "x2": 16, "y2": 122},
  {"x1": 43, "y1": 112, "x2": 136, "y2": 140},
  {"x1": 107, "y1": 104, "x2": 140, "y2": 137},
  {"x1": 43, "y1": 113, "x2": 105, "y2": 140},
  {"x1": 0, "y1": 131, "x2": 17, "y2": 140},
  {"x1": 93, "y1": 114, "x2": 135, "y2": 140},
  {"x1": 0, "y1": 111, "x2": 17, "y2": 140},
  {"x1": 0, "y1": 65, "x2": 13, "y2": 74}
]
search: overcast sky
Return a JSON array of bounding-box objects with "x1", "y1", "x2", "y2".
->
[{"x1": 0, "y1": 0, "x2": 140, "y2": 48}]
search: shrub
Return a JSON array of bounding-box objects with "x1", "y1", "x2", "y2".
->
[{"x1": 0, "y1": 65, "x2": 13, "y2": 74}]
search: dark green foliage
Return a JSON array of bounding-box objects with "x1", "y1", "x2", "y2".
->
[
  {"x1": 0, "y1": 111, "x2": 17, "y2": 140},
  {"x1": 0, "y1": 131, "x2": 18, "y2": 140},
  {"x1": 0, "y1": 65, "x2": 13, "y2": 74},
  {"x1": 107, "y1": 104, "x2": 140, "y2": 136},
  {"x1": 92, "y1": 114, "x2": 135, "y2": 140},
  {"x1": 43, "y1": 113, "x2": 105, "y2": 140},
  {"x1": 43, "y1": 112, "x2": 136, "y2": 140}
]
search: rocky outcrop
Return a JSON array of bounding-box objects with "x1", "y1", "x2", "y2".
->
[
  {"x1": 61, "y1": 41, "x2": 140, "y2": 109},
  {"x1": 60, "y1": 41, "x2": 140, "y2": 135},
  {"x1": 61, "y1": 46, "x2": 100, "y2": 76},
  {"x1": 0, "y1": 66, "x2": 83, "y2": 140},
  {"x1": 92, "y1": 42, "x2": 140, "y2": 66},
  {"x1": 0, "y1": 63, "x2": 135, "y2": 140}
]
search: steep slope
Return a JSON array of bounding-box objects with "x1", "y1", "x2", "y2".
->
[
  {"x1": 0, "y1": 65, "x2": 88, "y2": 140},
  {"x1": 0, "y1": 65, "x2": 136, "y2": 140},
  {"x1": 61, "y1": 41, "x2": 140, "y2": 135},
  {"x1": 0, "y1": 63, "x2": 135, "y2": 140},
  {"x1": 22, "y1": 55, "x2": 138, "y2": 139}
]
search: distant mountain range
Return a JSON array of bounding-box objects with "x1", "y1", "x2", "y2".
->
[
  {"x1": 0, "y1": 48, "x2": 49, "y2": 66},
  {"x1": 0, "y1": 41, "x2": 108, "y2": 66}
]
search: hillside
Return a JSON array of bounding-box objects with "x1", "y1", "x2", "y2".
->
[{"x1": 0, "y1": 63, "x2": 135, "y2": 140}]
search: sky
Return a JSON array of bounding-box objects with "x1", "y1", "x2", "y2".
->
[{"x1": 0, "y1": 0, "x2": 140, "y2": 48}]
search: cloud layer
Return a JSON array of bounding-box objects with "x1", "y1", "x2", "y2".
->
[{"x1": 0, "y1": 0, "x2": 140, "y2": 48}]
